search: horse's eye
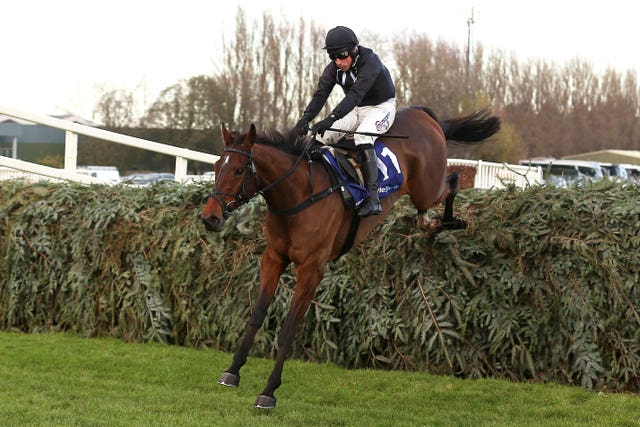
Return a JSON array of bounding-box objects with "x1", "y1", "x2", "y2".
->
[{"x1": 235, "y1": 168, "x2": 244, "y2": 176}]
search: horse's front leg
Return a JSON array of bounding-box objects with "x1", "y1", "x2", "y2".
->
[
  {"x1": 254, "y1": 260, "x2": 325, "y2": 409},
  {"x1": 218, "y1": 247, "x2": 288, "y2": 387}
]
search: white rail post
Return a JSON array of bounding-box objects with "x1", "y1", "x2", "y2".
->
[
  {"x1": 175, "y1": 156, "x2": 188, "y2": 182},
  {"x1": 11, "y1": 136, "x2": 18, "y2": 159},
  {"x1": 64, "y1": 130, "x2": 78, "y2": 173},
  {"x1": 474, "y1": 160, "x2": 483, "y2": 188}
]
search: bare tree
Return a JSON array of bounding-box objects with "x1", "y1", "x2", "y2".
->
[
  {"x1": 94, "y1": 6, "x2": 640, "y2": 162},
  {"x1": 218, "y1": 10, "x2": 326, "y2": 131},
  {"x1": 94, "y1": 87, "x2": 136, "y2": 128},
  {"x1": 142, "y1": 75, "x2": 233, "y2": 131}
]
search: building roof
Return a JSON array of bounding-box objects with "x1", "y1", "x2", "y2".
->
[
  {"x1": 0, "y1": 113, "x2": 96, "y2": 144},
  {"x1": 51, "y1": 114, "x2": 96, "y2": 126},
  {"x1": 0, "y1": 115, "x2": 33, "y2": 125},
  {"x1": 0, "y1": 114, "x2": 94, "y2": 126},
  {"x1": 563, "y1": 149, "x2": 640, "y2": 166}
]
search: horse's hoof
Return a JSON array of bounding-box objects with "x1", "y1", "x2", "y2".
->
[
  {"x1": 254, "y1": 394, "x2": 276, "y2": 409},
  {"x1": 443, "y1": 218, "x2": 467, "y2": 230},
  {"x1": 217, "y1": 372, "x2": 240, "y2": 387}
]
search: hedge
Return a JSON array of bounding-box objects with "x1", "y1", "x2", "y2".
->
[{"x1": 1, "y1": 179, "x2": 639, "y2": 391}]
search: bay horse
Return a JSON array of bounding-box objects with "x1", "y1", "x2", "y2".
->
[{"x1": 201, "y1": 106, "x2": 500, "y2": 408}]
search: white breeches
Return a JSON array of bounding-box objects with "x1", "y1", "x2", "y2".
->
[{"x1": 316, "y1": 97, "x2": 396, "y2": 146}]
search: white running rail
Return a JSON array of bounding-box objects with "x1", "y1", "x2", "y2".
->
[
  {"x1": 448, "y1": 158, "x2": 543, "y2": 189},
  {"x1": 0, "y1": 105, "x2": 219, "y2": 185}
]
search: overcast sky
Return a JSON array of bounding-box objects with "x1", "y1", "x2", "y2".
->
[{"x1": 2, "y1": 0, "x2": 639, "y2": 119}]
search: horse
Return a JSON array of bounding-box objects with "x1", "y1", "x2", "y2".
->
[{"x1": 201, "y1": 106, "x2": 500, "y2": 409}]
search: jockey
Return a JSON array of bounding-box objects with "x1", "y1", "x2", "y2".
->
[{"x1": 295, "y1": 26, "x2": 396, "y2": 217}]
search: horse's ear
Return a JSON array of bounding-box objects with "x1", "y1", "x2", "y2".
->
[
  {"x1": 221, "y1": 123, "x2": 233, "y2": 147},
  {"x1": 247, "y1": 124, "x2": 257, "y2": 143}
]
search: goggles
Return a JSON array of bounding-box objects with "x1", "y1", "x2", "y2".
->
[{"x1": 329, "y1": 50, "x2": 350, "y2": 61}]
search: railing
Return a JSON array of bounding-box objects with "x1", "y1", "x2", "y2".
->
[
  {"x1": 0, "y1": 105, "x2": 219, "y2": 185},
  {"x1": 1, "y1": 105, "x2": 542, "y2": 189},
  {"x1": 0, "y1": 160, "x2": 96, "y2": 184},
  {"x1": 448, "y1": 158, "x2": 543, "y2": 189}
]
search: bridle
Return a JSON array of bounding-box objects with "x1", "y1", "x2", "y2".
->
[
  {"x1": 207, "y1": 131, "x2": 353, "y2": 218},
  {"x1": 207, "y1": 141, "x2": 315, "y2": 218},
  {"x1": 207, "y1": 147, "x2": 257, "y2": 219}
]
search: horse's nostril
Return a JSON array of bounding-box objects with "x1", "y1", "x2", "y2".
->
[{"x1": 202, "y1": 215, "x2": 222, "y2": 231}]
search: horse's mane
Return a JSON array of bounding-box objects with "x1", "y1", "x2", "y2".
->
[{"x1": 255, "y1": 128, "x2": 312, "y2": 155}]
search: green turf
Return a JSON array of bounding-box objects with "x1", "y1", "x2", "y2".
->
[{"x1": 1, "y1": 332, "x2": 638, "y2": 426}]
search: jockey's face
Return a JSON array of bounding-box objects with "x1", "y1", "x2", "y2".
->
[
  {"x1": 329, "y1": 48, "x2": 353, "y2": 72},
  {"x1": 333, "y1": 54, "x2": 353, "y2": 72}
]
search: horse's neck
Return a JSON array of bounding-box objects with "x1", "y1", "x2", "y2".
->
[
  {"x1": 253, "y1": 144, "x2": 295, "y2": 182},
  {"x1": 253, "y1": 144, "x2": 307, "y2": 203}
]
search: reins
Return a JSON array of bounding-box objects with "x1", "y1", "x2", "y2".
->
[
  {"x1": 210, "y1": 135, "x2": 343, "y2": 217},
  {"x1": 261, "y1": 134, "x2": 347, "y2": 216}
]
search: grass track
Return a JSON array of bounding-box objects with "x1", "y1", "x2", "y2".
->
[{"x1": 1, "y1": 332, "x2": 638, "y2": 426}]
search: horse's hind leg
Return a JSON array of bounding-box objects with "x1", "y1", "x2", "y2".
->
[
  {"x1": 443, "y1": 172, "x2": 458, "y2": 222},
  {"x1": 442, "y1": 172, "x2": 467, "y2": 229},
  {"x1": 416, "y1": 172, "x2": 460, "y2": 231},
  {"x1": 218, "y1": 248, "x2": 288, "y2": 387}
]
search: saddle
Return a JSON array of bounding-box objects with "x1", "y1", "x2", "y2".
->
[
  {"x1": 309, "y1": 137, "x2": 403, "y2": 209},
  {"x1": 309, "y1": 138, "x2": 366, "y2": 208}
]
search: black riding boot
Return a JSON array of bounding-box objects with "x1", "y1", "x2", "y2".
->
[{"x1": 357, "y1": 146, "x2": 382, "y2": 217}]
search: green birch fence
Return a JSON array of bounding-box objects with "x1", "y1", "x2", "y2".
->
[{"x1": 1, "y1": 180, "x2": 638, "y2": 391}]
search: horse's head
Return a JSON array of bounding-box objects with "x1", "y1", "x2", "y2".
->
[{"x1": 202, "y1": 124, "x2": 259, "y2": 232}]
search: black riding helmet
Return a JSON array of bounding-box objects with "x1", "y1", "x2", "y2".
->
[{"x1": 323, "y1": 26, "x2": 359, "y2": 55}]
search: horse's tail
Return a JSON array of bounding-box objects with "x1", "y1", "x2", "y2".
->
[{"x1": 435, "y1": 107, "x2": 501, "y2": 145}]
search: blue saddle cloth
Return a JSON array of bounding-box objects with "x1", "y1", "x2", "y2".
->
[{"x1": 320, "y1": 140, "x2": 403, "y2": 208}]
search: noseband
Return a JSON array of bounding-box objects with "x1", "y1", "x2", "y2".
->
[{"x1": 208, "y1": 147, "x2": 257, "y2": 219}]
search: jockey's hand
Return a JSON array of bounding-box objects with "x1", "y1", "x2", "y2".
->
[
  {"x1": 294, "y1": 114, "x2": 312, "y2": 135},
  {"x1": 311, "y1": 114, "x2": 337, "y2": 137}
]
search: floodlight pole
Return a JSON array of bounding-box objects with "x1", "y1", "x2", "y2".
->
[{"x1": 466, "y1": 5, "x2": 475, "y2": 94}]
